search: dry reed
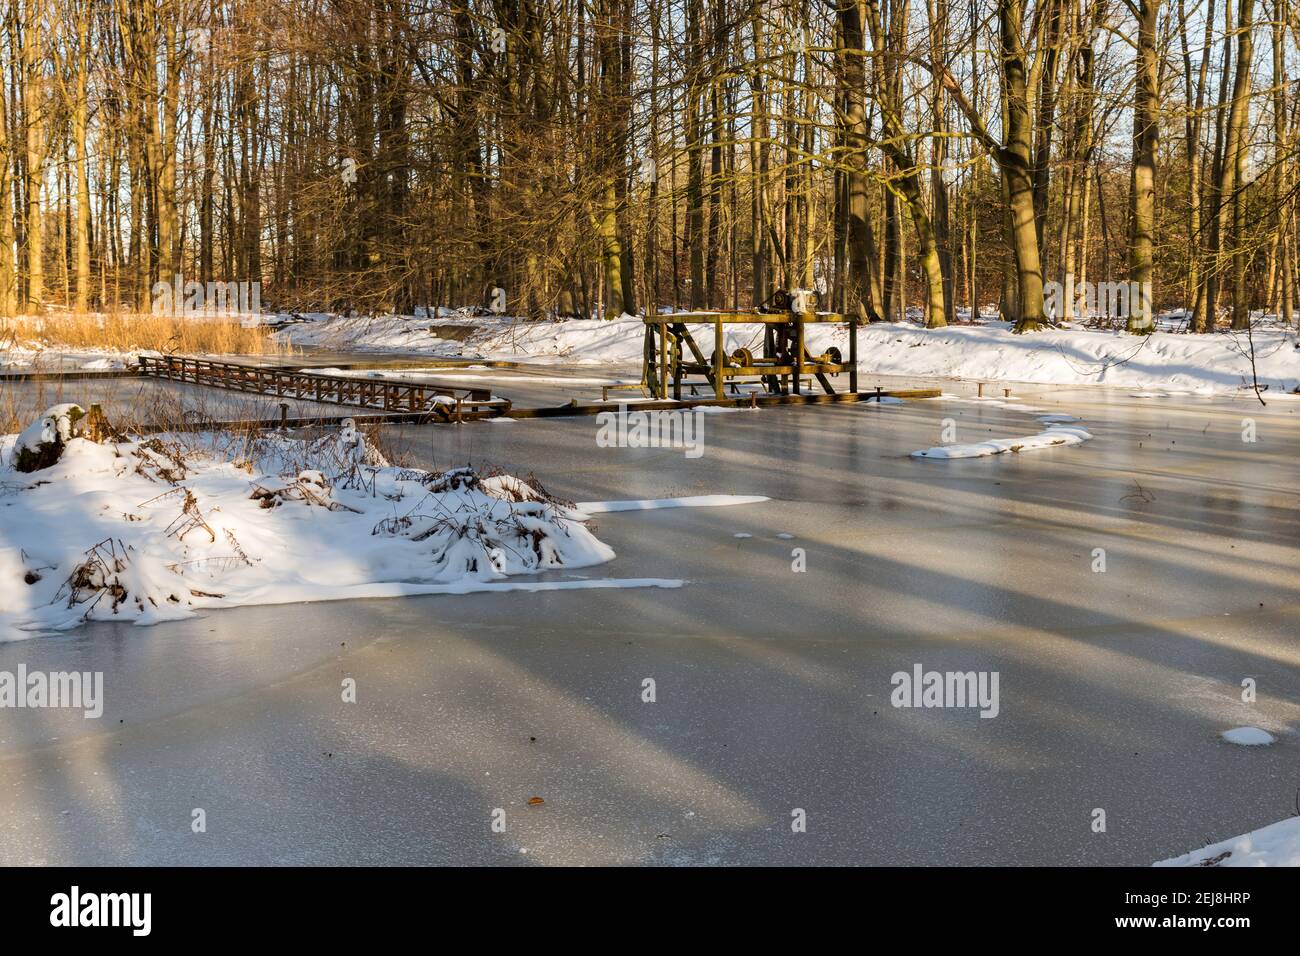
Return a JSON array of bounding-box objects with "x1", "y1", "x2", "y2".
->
[{"x1": 1, "y1": 311, "x2": 290, "y2": 357}]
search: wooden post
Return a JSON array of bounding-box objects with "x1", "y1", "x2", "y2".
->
[
  {"x1": 659, "y1": 322, "x2": 669, "y2": 399},
  {"x1": 672, "y1": 331, "x2": 682, "y2": 400},
  {"x1": 643, "y1": 325, "x2": 656, "y2": 397},
  {"x1": 86, "y1": 403, "x2": 110, "y2": 443},
  {"x1": 848, "y1": 313, "x2": 859, "y2": 393},
  {"x1": 793, "y1": 313, "x2": 805, "y2": 395},
  {"x1": 714, "y1": 313, "x2": 724, "y2": 400}
]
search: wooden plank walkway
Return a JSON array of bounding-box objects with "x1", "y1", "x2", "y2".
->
[{"x1": 137, "y1": 354, "x2": 511, "y2": 420}]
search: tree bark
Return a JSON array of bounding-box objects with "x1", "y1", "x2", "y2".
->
[{"x1": 1127, "y1": 0, "x2": 1159, "y2": 332}]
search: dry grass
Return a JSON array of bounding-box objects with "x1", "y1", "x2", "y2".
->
[
  {"x1": 0, "y1": 383, "x2": 35, "y2": 436},
  {"x1": 1, "y1": 311, "x2": 290, "y2": 357}
]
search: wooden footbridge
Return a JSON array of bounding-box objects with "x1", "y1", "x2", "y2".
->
[{"x1": 137, "y1": 355, "x2": 511, "y2": 421}]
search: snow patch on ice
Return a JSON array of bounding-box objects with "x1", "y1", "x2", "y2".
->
[
  {"x1": 1221, "y1": 726, "x2": 1276, "y2": 746},
  {"x1": 911, "y1": 425, "x2": 1092, "y2": 459}
]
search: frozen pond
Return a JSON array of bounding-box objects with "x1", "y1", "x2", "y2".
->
[{"x1": 1, "y1": 379, "x2": 1298, "y2": 864}]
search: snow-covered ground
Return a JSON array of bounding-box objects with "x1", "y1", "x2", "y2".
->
[
  {"x1": 275, "y1": 313, "x2": 1300, "y2": 395},
  {"x1": 0, "y1": 415, "x2": 773, "y2": 640},
  {"x1": 1157, "y1": 816, "x2": 1300, "y2": 866}
]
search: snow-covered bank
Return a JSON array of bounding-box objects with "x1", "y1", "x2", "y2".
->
[
  {"x1": 1156, "y1": 816, "x2": 1300, "y2": 867},
  {"x1": 849, "y1": 321, "x2": 1299, "y2": 394},
  {"x1": 0, "y1": 417, "x2": 629, "y2": 640},
  {"x1": 276, "y1": 313, "x2": 1300, "y2": 395}
]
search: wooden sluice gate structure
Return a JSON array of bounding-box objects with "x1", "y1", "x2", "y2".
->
[
  {"x1": 137, "y1": 354, "x2": 511, "y2": 420},
  {"x1": 643, "y1": 305, "x2": 858, "y2": 401}
]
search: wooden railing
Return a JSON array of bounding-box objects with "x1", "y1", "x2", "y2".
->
[{"x1": 137, "y1": 355, "x2": 510, "y2": 419}]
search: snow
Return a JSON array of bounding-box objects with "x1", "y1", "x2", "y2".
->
[
  {"x1": 274, "y1": 313, "x2": 459, "y2": 353},
  {"x1": 16, "y1": 403, "x2": 85, "y2": 455},
  {"x1": 0, "y1": 423, "x2": 621, "y2": 639},
  {"x1": 1221, "y1": 726, "x2": 1276, "y2": 746},
  {"x1": 576, "y1": 494, "x2": 769, "y2": 513},
  {"x1": 1156, "y1": 816, "x2": 1300, "y2": 867},
  {"x1": 276, "y1": 313, "x2": 1300, "y2": 395},
  {"x1": 911, "y1": 425, "x2": 1092, "y2": 459}
]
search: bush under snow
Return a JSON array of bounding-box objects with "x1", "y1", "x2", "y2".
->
[
  {"x1": 13, "y1": 403, "x2": 86, "y2": 472},
  {"x1": 0, "y1": 416, "x2": 614, "y2": 639}
]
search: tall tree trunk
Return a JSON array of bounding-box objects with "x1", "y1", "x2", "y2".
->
[
  {"x1": 1127, "y1": 0, "x2": 1159, "y2": 333},
  {"x1": 1273, "y1": 0, "x2": 1293, "y2": 325},
  {"x1": 837, "y1": 0, "x2": 882, "y2": 321},
  {"x1": 72, "y1": 1, "x2": 92, "y2": 311},
  {"x1": 1180, "y1": 0, "x2": 1214, "y2": 331},
  {"x1": 0, "y1": 47, "x2": 15, "y2": 317},
  {"x1": 23, "y1": 0, "x2": 47, "y2": 312},
  {"x1": 750, "y1": 9, "x2": 770, "y2": 307},
  {"x1": 684, "y1": 0, "x2": 705, "y2": 308},
  {"x1": 928, "y1": 0, "x2": 956, "y2": 325},
  {"x1": 1220, "y1": 0, "x2": 1254, "y2": 329},
  {"x1": 1001, "y1": 0, "x2": 1046, "y2": 330},
  {"x1": 157, "y1": 4, "x2": 181, "y2": 284},
  {"x1": 1203, "y1": 0, "x2": 1233, "y2": 327}
]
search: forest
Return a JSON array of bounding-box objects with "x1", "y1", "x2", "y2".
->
[{"x1": 0, "y1": 0, "x2": 1295, "y2": 333}]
